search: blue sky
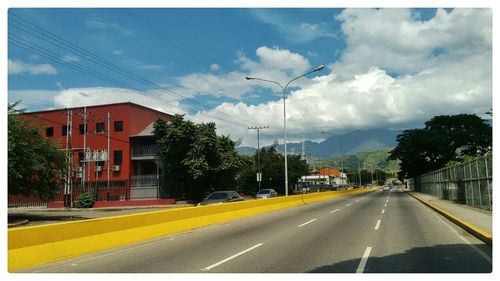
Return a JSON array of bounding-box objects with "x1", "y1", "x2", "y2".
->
[{"x1": 7, "y1": 7, "x2": 492, "y2": 147}]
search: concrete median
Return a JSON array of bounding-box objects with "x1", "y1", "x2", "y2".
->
[{"x1": 9, "y1": 187, "x2": 377, "y2": 271}]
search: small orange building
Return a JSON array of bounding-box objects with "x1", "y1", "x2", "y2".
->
[{"x1": 319, "y1": 168, "x2": 341, "y2": 177}]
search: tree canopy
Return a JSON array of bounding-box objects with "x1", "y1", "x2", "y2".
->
[
  {"x1": 153, "y1": 115, "x2": 249, "y2": 201},
  {"x1": 8, "y1": 102, "x2": 66, "y2": 199},
  {"x1": 388, "y1": 114, "x2": 492, "y2": 179},
  {"x1": 237, "y1": 147, "x2": 309, "y2": 195}
]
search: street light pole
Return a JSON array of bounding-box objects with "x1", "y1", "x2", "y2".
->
[
  {"x1": 364, "y1": 163, "x2": 374, "y2": 184},
  {"x1": 321, "y1": 129, "x2": 361, "y2": 188},
  {"x1": 246, "y1": 65, "x2": 324, "y2": 196}
]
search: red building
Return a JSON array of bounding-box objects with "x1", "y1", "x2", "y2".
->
[{"x1": 21, "y1": 102, "x2": 174, "y2": 207}]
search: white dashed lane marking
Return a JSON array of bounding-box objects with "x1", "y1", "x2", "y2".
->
[
  {"x1": 356, "y1": 247, "x2": 372, "y2": 273},
  {"x1": 202, "y1": 243, "x2": 264, "y2": 271},
  {"x1": 298, "y1": 219, "x2": 317, "y2": 228}
]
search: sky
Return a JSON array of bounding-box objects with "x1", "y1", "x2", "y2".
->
[{"x1": 6, "y1": 5, "x2": 493, "y2": 148}]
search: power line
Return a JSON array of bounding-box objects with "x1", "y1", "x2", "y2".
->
[
  {"x1": 125, "y1": 10, "x2": 217, "y2": 69},
  {"x1": 8, "y1": 13, "x2": 256, "y2": 128}
]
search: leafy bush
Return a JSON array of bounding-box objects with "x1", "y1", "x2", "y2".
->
[{"x1": 76, "y1": 193, "x2": 95, "y2": 208}]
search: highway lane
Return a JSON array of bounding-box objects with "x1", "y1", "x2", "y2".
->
[{"x1": 18, "y1": 187, "x2": 491, "y2": 273}]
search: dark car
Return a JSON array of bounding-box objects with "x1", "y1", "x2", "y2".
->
[
  {"x1": 255, "y1": 189, "x2": 278, "y2": 199},
  {"x1": 197, "y1": 191, "x2": 244, "y2": 206}
]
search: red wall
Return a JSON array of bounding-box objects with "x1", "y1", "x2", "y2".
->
[{"x1": 23, "y1": 102, "x2": 172, "y2": 182}]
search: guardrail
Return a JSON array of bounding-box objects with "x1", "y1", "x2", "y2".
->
[{"x1": 8, "y1": 187, "x2": 378, "y2": 271}]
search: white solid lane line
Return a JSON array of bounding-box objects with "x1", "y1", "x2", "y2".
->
[
  {"x1": 374, "y1": 220, "x2": 381, "y2": 230},
  {"x1": 202, "y1": 243, "x2": 264, "y2": 271},
  {"x1": 356, "y1": 246, "x2": 372, "y2": 273},
  {"x1": 330, "y1": 209, "x2": 340, "y2": 214},
  {"x1": 381, "y1": 209, "x2": 385, "y2": 214},
  {"x1": 345, "y1": 203, "x2": 352, "y2": 207},
  {"x1": 298, "y1": 219, "x2": 318, "y2": 227}
]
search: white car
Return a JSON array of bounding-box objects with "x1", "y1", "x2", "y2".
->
[{"x1": 383, "y1": 185, "x2": 391, "y2": 191}]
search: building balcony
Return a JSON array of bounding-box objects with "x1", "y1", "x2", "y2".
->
[{"x1": 131, "y1": 143, "x2": 159, "y2": 160}]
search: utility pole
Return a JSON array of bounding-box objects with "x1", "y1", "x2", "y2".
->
[
  {"x1": 76, "y1": 107, "x2": 91, "y2": 189},
  {"x1": 248, "y1": 125, "x2": 269, "y2": 191},
  {"x1": 358, "y1": 160, "x2": 362, "y2": 186},
  {"x1": 107, "y1": 112, "x2": 111, "y2": 189},
  {"x1": 65, "y1": 109, "x2": 73, "y2": 207}
]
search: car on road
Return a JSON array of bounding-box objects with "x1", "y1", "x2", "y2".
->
[
  {"x1": 383, "y1": 185, "x2": 391, "y2": 191},
  {"x1": 255, "y1": 189, "x2": 278, "y2": 199},
  {"x1": 197, "y1": 191, "x2": 244, "y2": 206}
]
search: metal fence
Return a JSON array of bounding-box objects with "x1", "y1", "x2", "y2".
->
[
  {"x1": 8, "y1": 180, "x2": 130, "y2": 208},
  {"x1": 413, "y1": 152, "x2": 492, "y2": 211}
]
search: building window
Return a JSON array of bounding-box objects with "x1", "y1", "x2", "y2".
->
[
  {"x1": 78, "y1": 152, "x2": 84, "y2": 165},
  {"x1": 96, "y1": 122, "x2": 105, "y2": 133},
  {"x1": 79, "y1": 124, "x2": 87, "y2": 135},
  {"x1": 114, "y1": 121, "x2": 123, "y2": 132},
  {"x1": 46, "y1": 127, "x2": 54, "y2": 137},
  {"x1": 62, "y1": 125, "x2": 70, "y2": 136},
  {"x1": 114, "y1": 150, "x2": 123, "y2": 165}
]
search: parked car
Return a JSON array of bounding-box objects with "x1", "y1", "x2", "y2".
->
[
  {"x1": 255, "y1": 189, "x2": 278, "y2": 199},
  {"x1": 197, "y1": 191, "x2": 244, "y2": 206},
  {"x1": 383, "y1": 185, "x2": 391, "y2": 191}
]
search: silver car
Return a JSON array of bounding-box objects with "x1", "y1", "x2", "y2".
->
[
  {"x1": 197, "y1": 191, "x2": 244, "y2": 206},
  {"x1": 255, "y1": 189, "x2": 278, "y2": 199}
]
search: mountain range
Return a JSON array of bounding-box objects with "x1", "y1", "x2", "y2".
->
[{"x1": 237, "y1": 129, "x2": 403, "y2": 160}]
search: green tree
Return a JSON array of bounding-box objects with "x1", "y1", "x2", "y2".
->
[
  {"x1": 154, "y1": 115, "x2": 248, "y2": 201},
  {"x1": 8, "y1": 102, "x2": 66, "y2": 199},
  {"x1": 389, "y1": 114, "x2": 492, "y2": 179},
  {"x1": 237, "y1": 147, "x2": 309, "y2": 195}
]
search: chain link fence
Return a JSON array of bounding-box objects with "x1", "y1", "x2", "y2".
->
[{"x1": 411, "y1": 152, "x2": 492, "y2": 211}]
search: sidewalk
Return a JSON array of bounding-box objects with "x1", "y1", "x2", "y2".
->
[
  {"x1": 8, "y1": 203, "x2": 195, "y2": 228},
  {"x1": 406, "y1": 190, "x2": 492, "y2": 245}
]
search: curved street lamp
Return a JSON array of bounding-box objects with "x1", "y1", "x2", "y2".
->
[
  {"x1": 321, "y1": 129, "x2": 362, "y2": 188},
  {"x1": 246, "y1": 64, "x2": 325, "y2": 196}
]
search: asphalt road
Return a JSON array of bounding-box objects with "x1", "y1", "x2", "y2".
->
[{"x1": 17, "y1": 187, "x2": 492, "y2": 273}]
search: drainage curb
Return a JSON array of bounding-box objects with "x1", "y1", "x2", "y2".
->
[{"x1": 405, "y1": 191, "x2": 492, "y2": 246}]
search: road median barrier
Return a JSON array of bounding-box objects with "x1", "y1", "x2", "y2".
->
[{"x1": 9, "y1": 187, "x2": 377, "y2": 271}]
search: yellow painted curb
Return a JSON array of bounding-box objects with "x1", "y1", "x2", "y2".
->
[
  {"x1": 9, "y1": 187, "x2": 376, "y2": 271},
  {"x1": 405, "y1": 191, "x2": 492, "y2": 246}
]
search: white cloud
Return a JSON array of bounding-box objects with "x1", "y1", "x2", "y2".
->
[
  {"x1": 187, "y1": 9, "x2": 491, "y2": 147},
  {"x1": 49, "y1": 87, "x2": 186, "y2": 115},
  {"x1": 8, "y1": 59, "x2": 57, "y2": 75},
  {"x1": 85, "y1": 19, "x2": 136, "y2": 37},
  {"x1": 332, "y1": 8, "x2": 492, "y2": 79},
  {"x1": 62, "y1": 55, "x2": 80, "y2": 62},
  {"x1": 249, "y1": 9, "x2": 337, "y2": 44},
  {"x1": 175, "y1": 71, "x2": 251, "y2": 100},
  {"x1": 174, "y1": 46, "x2": 314, "y2": 100},
  {"x1": 10, "y1": 87, "x2": 189, "y2": 115},
  {"x1": 210, "y1": 63, "x2": 221, "y2": 71}
]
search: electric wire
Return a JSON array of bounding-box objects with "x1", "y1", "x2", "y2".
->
[{"x1": 9, "y1": 14, "x2": 256, "y2": 128}]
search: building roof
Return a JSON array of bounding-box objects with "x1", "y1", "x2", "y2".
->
[
  {"x1": 23, "y1": 101, "x2": 172, "y2": 118},
  {"x1": 130, "y1": 122, "x2": 156, "y2": 137}
]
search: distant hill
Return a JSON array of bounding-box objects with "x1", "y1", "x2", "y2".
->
[
  {"x1": 320, "y1": 148, "x2": 401, "y2": 174},
  {"x1": 237, "y1": 128, "x2": 402, "y2": 159}
]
